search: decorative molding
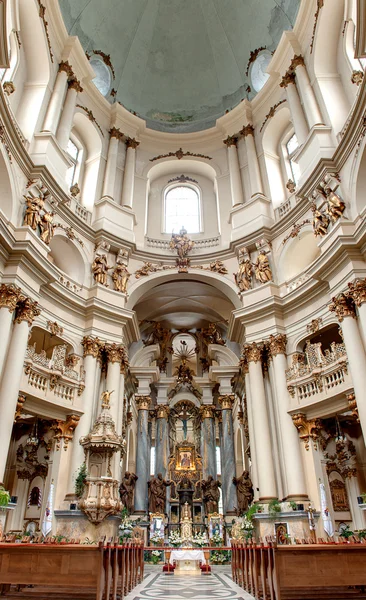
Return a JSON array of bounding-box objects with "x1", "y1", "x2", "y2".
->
[
  {"x1": 149, "y1": 148, "x2": 212, "y2": 162},
  {"x1": 280, "y1": 70, "x2": 296, "y2": 89},
  {"x1": 167, "y1": 174, "x2": 198, "y2": 184},
  {"x1": 156, "y1": 405, "x2": 170, "y2": 419},
  {"x1": 47, "y1": 320, "x2": 63, "y2": 337},
  {"x1": 55, "y1": 223, "x2": 84, "y2": 247},
  {"x1": 329, "y1": 292, "x2": 356, "y2": 322},
  {"x1": 126, "y1": 137, "x2": 140, "y2": 149},
  {"x1": 76, "y1": 104, "x2": 104, "y2": 137},
  {"x1": 290, "y1": 55, "x2": 305, "y2": 71},
  {"x1": 0, "y1": 283, "x2": 22, "y2": 312},
  {"x1": 260, "y1": 99, "x2": 286, "y2": 132},
  {"x1": 146, "y1": 235, "x2": 220, "y2": 250},
  {"x1": 245, "y1": 46, "x2": 267, "y2": 76},
  {"x1": 347, "y1": 278, "x2": 366, "y2": 307},
  {"x1": 223, "y1": 135, "x2": 238, "y2": 147},
  {"x1": 0, "y1": 121, "x2": 12, "y2": 162},
  {"x1": 282, "y1": 219, "x2": 311, "y2": 245},
  {"x1": 240, "y1": 124, "x2": 255, "y2": 137},
  {"x1": 52, "y1": 414, "x2": 80, "y2": 450},
  {"x1": 109, "y1": 127, "x2": 125, "y2": 141},
  {"x1": 81, "y1": 336, "x2": 101, "y2": 359},
  {"x1": 14, "y1": 297, "x2": 41, "y2": 326},
  {"x1": 351, "y1": 70, "x2": 364, "y2": 86},
  {"x1": 267, "y1": 334, "x2": 287, "y2": 357},
  {"x1": 90, "y1": 49, "x2": 115, "y2": 79},
  {"x1": 37, "y1": 1, "x2": 54, "y2": 63},
  {"x1": 292, "y1": 413, "x2": 323, "y2": 451},
  {"x1": 218, "y1": 394, "x2": 235, "y2": 410},
  {"x1": 14, "y1": 394, "x2": 26, "y2": 422},
  {"x1": 243, "y1": 342, "x2": 263, "y2": 364},
  {"x1": 200, "y1": 405, "x2": 216, "y2": 419},
  {"x1": 310, "y1": 0, "x2": 324, "y2": 54},
  {"x1": 135, "y1": 395, "x2": 150, "y2": 410},
  {"x1": 306, "y1": 317, "x2": 323, "y2": 334},
  {"x1": 2, "y1": 81, "x2": 15, "y2": 96}
]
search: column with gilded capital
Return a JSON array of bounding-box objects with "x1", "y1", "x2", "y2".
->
[
  {"x1": 267, "y1": 334, "x2": 307, "y2": 499},
  {"x1": 56, "y1": 77, "x2": 83, "y2": 150},
  {"x1": 200, "y1": 405, "x2": 217, "y2": 480},
  {"x1": 67, "y1": 336, "x2": 101, "y2": 494},
  {"x1": 280, "y1": 71, "x2": 309, "y2": 145},
  {"x1": 42, "y1": 61, "x2": 72, "y2": 134},
  {"x1": 155, "y1": 405, "x2": 170, "y2": 478},
  {"x1": 223, "y1": 136, "x2": 245, "y2": 207},
  {"x1": 121, "y1": 137, "x2": 139, "y2": 209},
  {"x1": 243, "y1": 342, "x2": 277, "y2": 500},
  {"x1": 134, "y1": 395, "x2": 150, "y2": 513},
  {"x1": 348, "y1": 279, "x2": 366, "y2": 350},
  {"x1": 0, "y1": 297, "x2": 41, "y2": 484},
  {"x1": 218, "y1": 395, "x2": 236, "y2": 514},
  {"x1": 0, "y1": 284, "x2": 22, "y2": 379},
  {"x1": 329, "y1": 293, "x2": 366, "y2": 443},
  {"x1": 240, "y1": 125, "x2": 264, "y2": 197},
  {"x1": 102, "y1": 127, "x2": 124, "y2": 201},
  {"x1": 241, "y1": 359, "x2": 259, "y2": 500},
  {"x1": 290, "y1": 56, "x2": 323, "y2": 129}
]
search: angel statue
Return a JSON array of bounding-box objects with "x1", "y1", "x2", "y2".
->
[
  {"x1": 169, "y1": 227, "x2": 194, "y2": 259},
  {"x1": 101, "y1": 390, "x2": 114, "y2": 407},
  {"x1": 92, "y1": 254, "x2": 111, "y2": 286},
  {"x1": 254, "y1": 250, "x2": 272, "y2": 284}
]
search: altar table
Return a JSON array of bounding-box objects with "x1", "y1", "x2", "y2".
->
[{"x1": 169, "y1": 549, "x2": 206, "y2": 565}]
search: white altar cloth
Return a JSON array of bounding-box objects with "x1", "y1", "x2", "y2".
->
[{"x1": 169, "y1": 549, "x2": 206, "y2": 565}]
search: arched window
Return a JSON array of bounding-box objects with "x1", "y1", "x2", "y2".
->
[
  {"x1": 285, "y1": 133, "x2": 300, "y2": 185},
  {"x1": 164, "y1": 185, "x2": 200, "y2": 234},
  {"x1": 65, "y1": 136, "x2": 83, "y2": 188}
]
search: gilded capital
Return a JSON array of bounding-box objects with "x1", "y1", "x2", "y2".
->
[
  {"x1": 346, "y1": 391, "x2": 359, "y2": 422},
  {"x1": 14, "y1": 297, "x2": 41, "y2": 326},
  {"x1": 68, "y1": 78, "x2": 83, "y2": 93},
  {"x1": 135, "y1": 395, "x2": 150, "y2": 410},
  {"x1": 14, "y1": 394, "x2": 26, "y2": 422},
  {"x1": 81, "y1": 336, "x2": 101, "y2": 358},
  {"x1": 328, "y1": 292, "x2": 356, "y2": 322},
  {"x1": 105, "y1": 342, "x2": 127, "y2": 365},
  {"x1": 243, "y1": 341, "x2": 263, "y2": 364},
  {"x1": 52, "y1": 414, "x2": 80, "y2": 451},
  {"x1": 240, "y1": 124, "x2": 255, "y2": 137},
  {"x1": 58, "y1": 60, "x2": 73, "y2": 77},
  {"x1": 0, "y1": 283, "x2": 22, "y2": 312},
  {"x1": 109, "y1": 127, "x2": 125, "y2": 141},
  {"x1": 280, "y1": 70, "x2": 296, "y2": 88},
  {"x1": 290, "y1": 55, "x2": 305, "y2": 70},
  {"x1": 223, "y1": 135, "x2": 238, "y2": 147},
  {"x1": 156, "y1": 405, "x2": 170, "y2": 419},
  {"x1": 292, "y1": 412, "x2": 323, "y2": 451},
  {"x1": 347, "y1": 278, "x2": 366, "y2": 307},
  {"x1": 268, "y1": 334, "x2": 287, "y2": 357},
  {"x1": 126, "y1": 137, "x2": 140, "y2": 149},
  {"x1": 200, "y1": 404, "x2": 216, "y2": 419},
  {"x1": 218, "y1": 394, "x2": 235, "y2": 410}
]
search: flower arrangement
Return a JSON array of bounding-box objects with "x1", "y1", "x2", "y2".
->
[
  {"x1": 151, "y1": 549, "x2": 162, "y2": 564},
  {"x1": 119, "y1": 507, "x2": 134, "y2": 539},
  {"x1": 150, "y1": 534, "x2": 164, "y2": 546},
  {"x1": 210, "y1": 532, "x2": 224, "y2": 546},
  {"x1": 210, "y1": 550, "x2": 231, "y2": 564},
  {"x1": 0, "y1": 487, "x2": 10, "y2": 508},
  {"x1": 168, "y1": 529, "x2": 183, "y2": 547},
  {"x1": 192, "y1": 531, "x2": 208, "y2": 547}
]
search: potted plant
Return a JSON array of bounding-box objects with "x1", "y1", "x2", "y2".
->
[
  {"x1": 0, "y1": 486, "x2": 11, "y2": 536},
  {"x1": 150, "y1": 549, "x2": 162, "y2": 564},
  {"x1": 119, "y1": 507, "x2": 133, "y2": 540},
  {"x1": 168, "y1": 530, "x2": 182, "y2": 548},
  {"x1": 268, "y1": 498, "x2": 281, "y2": 519},
  {"x1": 75, "y1": 463, "x2": 87, "y2": 499},
  {"x1": 150, "y1": 533, "x2": 164, "y2": 546},
  {"x1": 289, "y1": 501, "x2": 297, "y2": 511},
  {"x1": 210, "y1": 532, "x2": 224, "y2": 546}
]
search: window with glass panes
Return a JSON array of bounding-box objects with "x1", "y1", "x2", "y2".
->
[
  {"x1": 286, "y1": 133, "x2": 300, "y2": 185},
  {"x1": 65, "y1": 138, "x2": 80, "y2": 187},
  {"x1": 164, "y1": 185, "x2": 200, "y2": 233}
]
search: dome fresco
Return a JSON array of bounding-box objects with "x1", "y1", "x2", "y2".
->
[{"x1": 58, "y1": 0, "x2": 301, "y2": 132}]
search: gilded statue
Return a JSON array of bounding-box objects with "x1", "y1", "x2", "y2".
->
[
  {"x1": 233, "y1": 470, "x2": 254, "y2": 515},
  {"x1": 254, "y1": 251, "x2": 272, "y2": 284},
  {"x1": 169, "y1": 227, "x2": 194, "y2": 259},
  {"x1": 112, "y1": 262, "x2": 130, "y2": 293},
  {"x1": 202, "y1": 322, "x2": 225, "y2": 346},
  {"x1": 234, "y1": 258, "x2": 253, "y2": 292},
  {"x1": 311, "y1": 203, "x2": 329, "y2": 237},
  {"x1": 148, "y1": 473, "x2": 172, "y2": 514},
  {"x1": 92, "y1": 254, "x2": 111, "y2": 286},
  {"x1": 39, "y1": 211, "x2": 55, "y2": 245},
  {"x1": 101, "y1": 390, "x2": 114, "y2": 407},
  {"x1": 23, "y1": 195, "x2": 44, "y2": 230},
  {"x1": 201, "y1": 475, "x2": 221, "y2": 515},
  {"x1": 321, "y1": 187, "x2": 345, "y2": 223},
  {"x1": 119, "y1": 471, "x2": 138, "y2": 514}
]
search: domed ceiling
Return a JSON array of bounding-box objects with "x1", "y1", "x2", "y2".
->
[{"x1": 59, "y1": 0, "x2": 301, "y2": 133}]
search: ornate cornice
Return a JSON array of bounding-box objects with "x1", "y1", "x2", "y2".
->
[
  {"x1": 109, "y1": 127, "x2": 125, "y2": 141},
  {"x1": 223, "y1": 135, "x2": 238, "y2": 147},
  {"x1": 347, "y1": 278, "x2": 366, "y2": 307},
  {"x1": 0, "y1": 283, "x2": 22, "y2": 312},
  {"x1": 240, "y1": 124, "x2": 255, "y2": 137},
  {"x1": 14, "y1": 297, "x2": 41, "y2": 326},
  {"x1": 243, "y1": 342, "x2": 263, "y2": 364},
  {"x1": 292, "y1": 413, "x2": 323, "y2": 451},
  {"x1": 329, "y1": 292, "x2": 356, "y2": 322},
  {"x1": 200, "y1": 404, "x2": 216, "y2": 419},
  {"x1": 135, "y1": 395, "x2": 150, "y2": 410},
  {"x1": 218, "y1": 394, "x2": 235, "y2": 410},
  {"x1": 280, "y1": 70, "x2": 296, "y2": 88},
  {"x1": 149, "y1": 147, "x2": 212, "y2": 162},
  {"x1": 156, "y1": 405, "x2": 170, "y2": 419},
  {"x1": 268, "y1": 334, "x2": 287, "y2": 357},
  {"x1": 81, "y1": 336, "x2": 101, "y2": 359}
]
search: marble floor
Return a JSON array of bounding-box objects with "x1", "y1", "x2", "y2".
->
[{"x1": 125, "y1": 566, "x2": 254, "y2": 600}]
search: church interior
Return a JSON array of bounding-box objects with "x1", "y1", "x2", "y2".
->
[{"x1": 0, "y1": 0, "x2": 366, "y2": 598}]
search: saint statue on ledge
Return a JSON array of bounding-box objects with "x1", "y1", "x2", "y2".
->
[
  {"x1": 201, "y1": 475, "x2": 221, "y2": 514},
  {"x1": 148, "y1": 473, "x2": 172, "y2": 514}
]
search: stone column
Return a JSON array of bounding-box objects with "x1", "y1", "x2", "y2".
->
[
  {"x1": 67, "y1": 336, "x2": 101, "y2": 495},
  {"x1": 241, "y1": 125, "x2": 264, "y2": 196},
  {"x1": 102, "y1": 127, "x2": 124, "y2": 201},
  {"x1": 218, "y1": 395, "x2": 236, "y2": 515},
  {"x1": 42, "y1": 61, "x2": 72, "y2": 135},
  {"x1": 134, "y1": 395, "x2": 150, "y2": 514},
  {"x1": 121, "y1": 138, "x2": 139, "y2": 209},
  {"x1": 268, "y1": 334, "x2": 308, "y2": 500},
  {"x1": 200, "y1": 405, "x2": 217, "y2": 480},
  {"x1": 243, "y1": 366, "x2": 259, "y2": 500},
  {"x1": 56, "y1": 77, "x2": 83, "y2": 151},
  {"x1": 344, "y1": 469, "x2": 365, "y2": 530},
  {"x1": 280, "y1": 71, "x2": 309, "y2": 145},
  {"x1": 105, "y1": 343, "x2": 126, "y2": 424},
  {"x1": 155, "y1": 405, "x2": 170, "y2": 478},
  {"x1": 329, "y1": 293, "x2": 366, "y2": 444},
  {"x1": 348, "y1": 279, "x2": 366, "y2": 350},
  {"x1": 0, "y1": 298, "x2": 40, "y2": 484},
  {"x1": 0, "y1": 284, "x2": 22, "y2": 380},
  {"x1": 224, "y1": 135, "x2": 245, "y2": 207},
  {"x1": 243, "y1": 342, "x2": 277, "y2": 500},
  {"x1": 290, "y1": 56, "x2": 323, "y2": 129}
]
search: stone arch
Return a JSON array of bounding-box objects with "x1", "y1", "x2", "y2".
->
[
  {"x1": 48, "y1": 234, "x2": 87, "y2": 285},
  {"x1": 278, "y1": 227, "x2": 320, "y2": 284},
  {"x1": 130, "y1": 344, "x2": 160, "y2": 368},
  {"x1": 169, "y1": 391, "x2": 201, "y2": 409},
  {"x1": 208, "y1": 343, "x2": 239, "y2": 366}
]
